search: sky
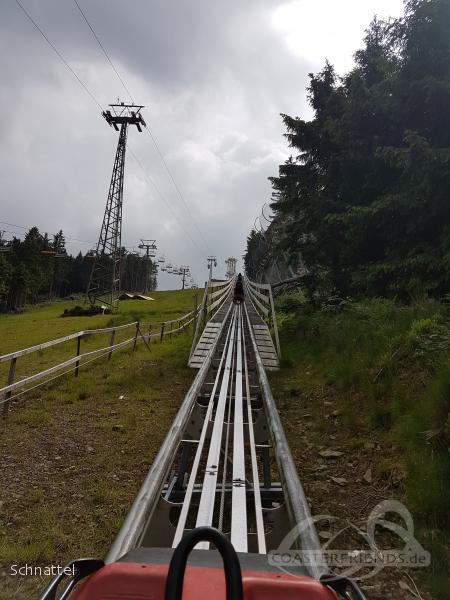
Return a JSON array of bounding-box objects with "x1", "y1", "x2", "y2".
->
[{"x1": 1, "y1": 0, "x2": 405, "y2": 289}]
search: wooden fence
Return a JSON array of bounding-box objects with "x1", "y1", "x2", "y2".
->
[
  {"x1": 188, "y1": 277, "x2": 235, "y2": 361},
  {"x1": 244, "y1": 276, "x2": 281, "y2": 358},
  {"x1": 1, "y1": 305, "x2": 201, "y2": 414}
]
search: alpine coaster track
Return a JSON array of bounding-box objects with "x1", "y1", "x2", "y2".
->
[{"x1": 40, "y1": 276, "x2": 366, "y2": 600}]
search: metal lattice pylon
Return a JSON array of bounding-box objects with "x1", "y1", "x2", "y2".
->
[
  {"x1": 87, "y1": 103, "x2": 146, "y2": 310},
  {"x1": 225, "y1": 257, "x2": 237, "y2": 279}
]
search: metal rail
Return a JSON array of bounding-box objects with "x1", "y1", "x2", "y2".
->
[
  {"x1": 194, "y1": 307, "x2": 238, "y2": 547},
  {"x1": 106, "y1": 297, "x2": 327, "y2": 579},
  {"x1": 244, "y1": 302, "x2": 326, "y2": 578},
  {"x1": 230, "y1": 304, "x2": 248, "y2": 552},
  {"x1": 106, "y1": 301, "x2": 234, "y2": 562},
  {"x1": 172, "y1": 318, "x2": 235, "y2": 548}
]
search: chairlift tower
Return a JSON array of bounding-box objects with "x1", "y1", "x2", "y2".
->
[
  {"x1": 86, "y1": 102, "x2": 146, "y2": 310},
  {"x1": 0, "y1": 231, "x2": 12, "y2": 253},
  {"x1": 206, "y1": 256, "x2": 217, "y2": 281},
  {"x1": 138, "y1": 239, "x2": 157, "y2": 294},
  {"x1": 225, "y1": 257, "x2": 237, "y2": 279},
  {"x1": 179, "y1": 265, "x2": 191, "y2": 290}
]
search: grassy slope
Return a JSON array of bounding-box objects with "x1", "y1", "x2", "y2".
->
[
  {"x1": 0, "y1": 289, "x2": 199, "y2": 354},
  {"x1": 0, "y1": 290, "x2": 198, "y2": 599},
  {"x1": 270, "y1": 294, "x2": 450, "y2": 599},
  {"x1": 3, "y1": 292, "x2": 449, "y2": 597},
  {"x1": 0, "y1": 289, "x2": 199, "y2": 385}
]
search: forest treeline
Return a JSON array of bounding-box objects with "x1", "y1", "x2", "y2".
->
[
  {"x1": 0, "y1": 227, "x2": 156, "y2": 311},
  {"x1": 246, "y1": 0, "x2": 450, "y2": 301},
  {"x1": 244, "y1": 2, "x2": 450, "y2": 595}
]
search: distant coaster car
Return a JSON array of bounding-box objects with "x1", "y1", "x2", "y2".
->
[{"x1": 233, "y1": 276, "x2": 245, "y2": 303}]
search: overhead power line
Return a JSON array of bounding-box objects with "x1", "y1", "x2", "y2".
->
[
  {"x1": 71, "y1": 0, "x2": 210, "y2": 253},
  {"x1": 144, "y1": 127, "x2": 210, "y2": 251},
  {"x1": 14, "y1": 0, "x2": 206, "y2": 259},
  {"x1": 0, "y1": 220, "x2": 94, "y2": 245},
  {"x1": 14, "y1": 0, "x2": 103, "y2": 110},
  {"x1": 72, "y1": 0, "x2": 134, "y2": 103},
  {"x1": 128, "y1": 147, "x2": 205, "y2": 260}
]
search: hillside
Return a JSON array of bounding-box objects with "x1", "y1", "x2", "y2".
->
[
  {"x1": 0, "y1": 290, "x2": 197, "y2": 599},
  {"x1": 271, "y1": 293, "x2": 450, "y2": 599}
]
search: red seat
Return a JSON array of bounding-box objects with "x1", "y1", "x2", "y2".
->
[{"x1": 71, "y1": 562, "x2": 338, "y2": 600}]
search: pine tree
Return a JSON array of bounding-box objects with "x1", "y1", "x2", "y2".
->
[{"x1": 266, "y1": 0, "x2": 450, "y2": 300}]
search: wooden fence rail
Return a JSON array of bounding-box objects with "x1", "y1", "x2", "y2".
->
[
  {"x1": 189, "y1": 277, "x2": 235, "y2": 361},
  {"x1": 244, "y1": 276, "x2": 281, "y2": 358},
  {"x1": 1, "y1": 304, "x2": 202, "y2": 414}
]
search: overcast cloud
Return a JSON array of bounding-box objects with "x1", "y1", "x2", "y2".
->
[{"x1": 1, "y1": 0, "x2": 404, "y2": 288}]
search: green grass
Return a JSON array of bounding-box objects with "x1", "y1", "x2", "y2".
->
[
  {"x1": 271, "y1": 294, "x2": 450, "y2": 598},
  {"x1": 0, "y1": 289, "x2": 200, "y2": 387},
  {"x1": 0, "y1": 289, "x2": 199, "y2": 353},
  {"x1": 0, "y1": 290, "x2": 198, "y2": 599}
]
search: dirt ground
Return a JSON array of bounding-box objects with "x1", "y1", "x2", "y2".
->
[
  {"x1": 272, "y1": 369, "x2": 433, "y2": 600},
  {"x1": 0, "y1": 336, "x2": 193, "y2": 599},
  {"x1": 0, "y1": 324, "x2": 435, "y2": 599}
]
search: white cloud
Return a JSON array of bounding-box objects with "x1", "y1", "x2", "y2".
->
[
  {"x1": 272, "y1": 0, "x2": 405, "y2": 74},
  {"x1": 1, "y1": 0, "x2": 406, "y2": 289}
]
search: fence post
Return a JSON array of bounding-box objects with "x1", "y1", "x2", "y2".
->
[
  {"x1": 2, "y1": 357, "x2": 17, "y2": 415},
  {"x1": 170, "y1": 321, "x2": 173, "y2": 338},
  {"x1": 202, "y1": 280, "x2": 208, "y2": 328},
  {"x1": 133, "y1": 322, "x2": 140, "y2": 351},
  {"x1": 265, "y1": 289, "x2": 272, "y2": 328},
  {"x1": 268, "y1": 286, "x2": 281, "y2": 358},
  {"x1": 188, "y1": 283, "x2": 208, "y2": 362},
  {"x1": 148, "y1": 323, "x2": 152, "y2": 347},
  {"x1": 108, "y1": 328, "x2": 116, "y2": 360},
  {"x1": 160, "y1": 322, "x2": 165, "y2": 342},
  {"x1": 192, "y1": 291, "x2": 198, "y2": 343},
  {"x1": 74, "y1": 335, "x2": 82, "y2": 377}
]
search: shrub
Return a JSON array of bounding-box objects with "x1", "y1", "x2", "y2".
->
[{"x1": 62, "y1": 305, "x2": 107, "y2": 317}]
